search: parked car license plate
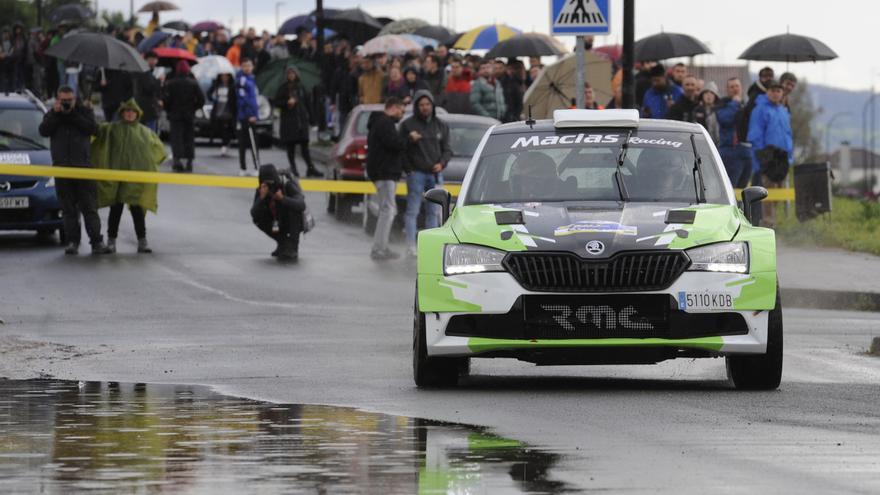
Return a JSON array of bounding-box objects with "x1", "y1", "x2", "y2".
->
[
  {"x1": 678, "y1": 291, "x2": 734, "y2": 311},
  {"x1": 0, "y1": 196, "x2": 29, "y2": 209}
]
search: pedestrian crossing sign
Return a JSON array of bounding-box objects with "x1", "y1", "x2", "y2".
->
[{"x1": 550, "y1": 0, "x2": 611, "y2": 35}]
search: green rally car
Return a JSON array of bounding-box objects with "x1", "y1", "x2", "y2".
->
[{"x1": 414, "y1": 109, "x2": 781, "y2": 390}]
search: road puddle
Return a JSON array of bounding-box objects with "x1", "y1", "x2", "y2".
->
[{"x1": 0, "y1": 380, "x2": 570, "y2": 493}]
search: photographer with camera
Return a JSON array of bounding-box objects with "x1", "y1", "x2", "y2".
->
[
  {"x1": 39, "y1": 86, "x2": 112, "y2": 255},
  {"x1": 251, "y1": 164, "x2": 306, "y2": 262}
]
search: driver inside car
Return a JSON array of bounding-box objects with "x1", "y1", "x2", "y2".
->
[
  {"x1": 509, "y1": 151, "x2": 564, "y2": 201},
  {"x1": 633, "y1": 148, "x2": 692, "y2": 200}
]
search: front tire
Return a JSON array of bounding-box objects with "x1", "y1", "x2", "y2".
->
[
  {"x1": 726, "y1": 287, "x2": 783, "y2": 390},
  {"x1": 413, "y1": 288, "x2": 468, "y2": 388}
]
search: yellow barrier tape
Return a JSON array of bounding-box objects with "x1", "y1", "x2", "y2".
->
[
  {"x1": 1, "y1": 164, "x2": 793, "y2": 201},
  {"x1": 0, "y1": 164, "x2": 463, "y2": 197}
]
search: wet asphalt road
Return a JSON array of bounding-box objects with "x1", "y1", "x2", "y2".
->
[{"x1": 1, "y1": 144, "x2": 880, "y2": 493}]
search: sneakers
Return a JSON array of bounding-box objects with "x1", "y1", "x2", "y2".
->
[
  {"x1": 137, "y1": 238, "x2": 152, "y2": 254},
  {"x1": 91, "y1": 242, "x2": 113, "y2": 255},
  {"x1": 185, "y1": 159, "x2": 193, "y2": 172},
  {"x1": 370, "y1": 248, "x2": 401, "y2": 261},
  {"x1": 172, "y1": 162, "x2": 184, "y2": 172},
  {"x1": 106, "y1": 237, "x2": 117, "y2": 254},
  {"x1": 64, "y1": 243, "x2": 79, "y2": 255},
  {"x1": 306, "y1": 167, "x2": 324, "y2": 178},
  {"x1": 406, "y1": 246, "x2": 418, "y2": 259},
  {"x1": 248, "y1": 169, "x2": 258, "y2": 177},
  {"x1": 239, "y1": 169, "x2": 248, "y2": 177},
  {"x1": 276, "y1": 239, "x2": 298, "y2": 261},
  {"x1": 220, "y1": 146, "x2": 228, "y2": 157}
]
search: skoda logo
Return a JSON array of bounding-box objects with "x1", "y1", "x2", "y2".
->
[
  {"x1": 0, "y1": 182, "x2": 10, "y2": 192},
  {"x1": 585, "y1": 240, "x2": 605, "y2": 256}
]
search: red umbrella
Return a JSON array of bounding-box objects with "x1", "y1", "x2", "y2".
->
[
  {"x1": 592, "y1": 44, "x2": 621, "y2": 63},
  {"x1": 152, "y1": 47, "x2": 198, "y2": 67}
]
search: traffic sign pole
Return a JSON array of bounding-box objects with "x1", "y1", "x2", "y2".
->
[{"x1": 575, "y1": 36, "x2": 585, "y2": 109}]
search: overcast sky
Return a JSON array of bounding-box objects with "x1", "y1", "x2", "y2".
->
[{"x1": 101, "y1": 0, "x2": 873, "y2": 91}]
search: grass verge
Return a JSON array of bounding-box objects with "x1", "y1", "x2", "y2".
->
[{"x1": 775, "y1": 197, "x2": 880, "y2": 256}]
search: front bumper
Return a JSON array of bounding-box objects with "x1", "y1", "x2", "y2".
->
[
  {"x1": 0, "y1": 179, "x2": 63, "y2": 232},
  {"x1": 418, "y1": 270, "x2": 776, "y2": 360}
]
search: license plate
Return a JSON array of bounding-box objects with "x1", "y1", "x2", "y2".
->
[
  {"x1": 0, "y1": 196, "x2": 29, "y2": 209},
  {"x1": 678, "y1": 291, "x2": 734, "y2": 311}
]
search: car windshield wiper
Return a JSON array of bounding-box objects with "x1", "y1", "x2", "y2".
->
[
  {"x1": 689, "y1": 133, "x2": 707, "y2": 204},
  {"x1": 0, "y1": 130, "x2": 47, "y2": 150},
  {"x1": 614, "y1": 129, "x2": 632, "y2": 201}
]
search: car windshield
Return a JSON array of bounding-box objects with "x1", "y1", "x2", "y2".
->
[
  {"x1": 448, "y1": 124, "x2": 490, "y2": 157},
  {"x1": 464, "y1": 129, "x2": 728, "y2": 205},
  {"x1": 0, "y1": 108, "x2": 48, "y2": 150}
]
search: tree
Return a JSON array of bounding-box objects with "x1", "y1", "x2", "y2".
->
[{"x1": 789, "y1": 78, "x2": 823, "y2": 164}]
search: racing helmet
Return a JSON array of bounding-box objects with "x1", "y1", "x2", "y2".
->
[{"x1": 509, "y1": 151, "x2": 561, "y2": 200}]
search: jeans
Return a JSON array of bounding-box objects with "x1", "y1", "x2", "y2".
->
[
  {"x1": 372, "y1": 180, "x2": 398, "y2": 253},
  {"x1": 404, "y1": 171, "x2": 441, "y2": 246},
  {"x1": 107, "y1": 204, "x2": 147, "y2": 240},
  {"x1": 55, "y1": 178, "x2": 102, "y2": 246},
  {"x1": 142, "y1": 119, "x2": 158, "y2": 133},
  {"x1": 719, "y1": 144, "x2": 753, "y2": 188}
]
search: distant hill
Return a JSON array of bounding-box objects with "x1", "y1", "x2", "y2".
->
[{"x1": 807, "y1": 84, "x2": 875, "y2": 153}]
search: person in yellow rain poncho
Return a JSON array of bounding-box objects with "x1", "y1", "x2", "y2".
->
[{"x1": 92, "y1": 98, "x2": 167, "y2": 254}]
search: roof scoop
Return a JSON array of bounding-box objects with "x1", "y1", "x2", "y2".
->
[{"x1": 553, "y1": 109, "x2": 639, "y2": 128}]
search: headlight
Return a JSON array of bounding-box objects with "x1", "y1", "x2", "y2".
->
[
  {"x1": 444, "y1": 244, "x2": 506, "y2": 275},
  {"x1": 686, "y1": 242, "x2": 749, "y2": 273},
  {"x1": 45, "y1": 176, "x2": 55, "y2": 188},
  {"x1": 258, "y1": 96, "x2": 271, "y2": 120}
]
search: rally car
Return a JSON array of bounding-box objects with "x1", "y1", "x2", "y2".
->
[{"x1": 414, "y1": 109, "x2": 780, "y2": 390}]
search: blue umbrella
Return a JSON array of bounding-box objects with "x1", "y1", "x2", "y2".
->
[
  {"x1": 138, "y1": 31, "x2": 171, "y2": 53},
  {"x1": 312, "y1": 27, "x2": 337, "y2": 38},
  {"x1": 279, "y1": 15, "x2": 313, "y2": 35},
  {"x1": 401, "y1": 33, "x2": 440, "y2": 48}
]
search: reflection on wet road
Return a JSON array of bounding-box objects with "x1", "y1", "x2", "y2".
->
[{"x1": 0, "y1": 380, "x2": 570, "y2": 493}]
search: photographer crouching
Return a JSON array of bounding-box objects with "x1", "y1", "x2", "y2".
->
[{"x1": 251, "y1": 164, "x2": 305, "y2": 262}]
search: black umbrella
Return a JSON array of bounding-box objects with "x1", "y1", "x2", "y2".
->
[
  {"x1": 48, "y1": 4, "x2": 94, "y2": 25},
  {"x1": 138, "y1": 1, "x2": 179, "y2": 12},
  {"x1": 414, "y1": 25, "x2": 456, "y2": 43},
  {"x1": 485, "y1": 33, "x2": 567, "y2": 59},
  {"x1": 634, "y1": 32, "x2": 711, "y2": 62},
  {"x1": 45, "y1": 33, "x2": 149, "y2": 72},
  {"x1": 739, "y1": 33, "x2": 838, "y2": 62},
  {"x1": 324, "y1": 8, "x2": 383, "y2": 46},
  {"x1": 162, "y1": 20, "x2": 190, "y2": 32}
]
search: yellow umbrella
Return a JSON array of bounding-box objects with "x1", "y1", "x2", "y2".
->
[
  {"x1": 453, "y1": 24, "x2": 521, "y2": 51},
  {"x1": 523, "y1": 51, "x2": 612, "y2": 119}
]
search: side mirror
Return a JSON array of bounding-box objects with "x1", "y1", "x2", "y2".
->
[
  {"x1": 741, "y1": 186, "x2": 768, "y2": 226},
  {"x1": 424, "y1": 187, "x2": 452, "y2": 223}
]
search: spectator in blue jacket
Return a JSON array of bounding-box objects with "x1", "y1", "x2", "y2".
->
[
  {"x1": 715, "y1": 77, "x2": 752, "y2": 187},
  {"x1": 747, "y1": 80, "x2": 792, "y2": 226},
  {"x1": 641, "y1": 64, "x2": 683, "y2": 120},
  {"x1": 236, "y1": 58, "x2": 260, "y2": 176}
]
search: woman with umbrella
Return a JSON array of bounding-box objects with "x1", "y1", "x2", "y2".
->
[
  {"x1": 275, "y1": 67, "x2": 323, "y2": 178},
  {"x1": 208, "y1": 72, "x2": 236, "y2": 157}
]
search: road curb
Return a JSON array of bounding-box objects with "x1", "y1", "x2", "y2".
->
[{"x1": 782, "y1": 288, "x2": 880, "y2": 312}]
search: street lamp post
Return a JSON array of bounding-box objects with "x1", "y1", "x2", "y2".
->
[
  {"x1": 825, "y1": 112, "x2": 852, "y2": 160},
  {"x1": 862, "y1": 90, "x2": 876, "y2": 195},
  {"x1": 275, "y1": 2, "x2": 284, "y2": 31}
]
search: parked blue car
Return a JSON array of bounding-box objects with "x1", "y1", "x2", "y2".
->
[{"x1": 0, "y1": 91, "x2": 64, "y2": 241}]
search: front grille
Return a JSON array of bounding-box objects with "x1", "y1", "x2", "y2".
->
[{"x1": 503, "y1": 251, "x2": 690, "y2": 292}]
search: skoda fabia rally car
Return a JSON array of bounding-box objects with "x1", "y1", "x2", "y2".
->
[{"x1": 414, "y1": 109, "x2": 781, "y2": 390}]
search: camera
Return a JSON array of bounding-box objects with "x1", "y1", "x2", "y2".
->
[
  {"x1": 264, "y1": 180, "x2": 279, "y2": 194},
  {"x1": 61, "y1": 101, "x2": 73, "y2": 111}
]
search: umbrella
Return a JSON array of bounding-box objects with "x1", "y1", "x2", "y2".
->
[
  {"x1": 485, "y1": 32, "x2": 567, "y2": 59},
  {"x1": 592, "y1": 44, "x2": 621, "y2": 63},
  {"x1": 311, "y1": 27, "x2": 337, "y2": 39},
  {"x1": 48, "y1": 4, "x2": 94, "y2": 25},
  {"x1": 191, "y1": 55, "x2": 235, "y2": 82},
  {"x1": 137, "y1": 31, "x2": 171, "y2": 53},
  {"x1": 523, "y1": 51, "x2": 612, "y2": 119},
  {"x1": 138, "y1": 1, "x2": 179, "y2": 13},
  {"x1": 376, "y1": 17, "x2": 394, "y2": 26},
  {"x1": 279, "y1": 15, "x2": 314, "y2": 35},
  {"x1": 362, "y1": 34, "x2": 423, "y2": 56},
  {"x1": 633, "y1": 32, "x2": 711, "y2": 62},
  {"x1": 414, "y1": 25, "x2": 456, "y2": 43},
  {"x1": 324, "y1": 8, "x2": 383, "y2": 46},
  {"x1": 153, "y1": 47, "x2": 198, "y2": 67},
  {"x1": 453, "y1": 24, "x2": 521, "y2": 51},
  {"x1": 256, "y1": 57, "x2": 321, "y2": 98},
  {"x1": 191, "y1": 20, "x2": 223, "y2": 33},
  {"x1": 162, "y1": 20, "x2": 190, "y2": 32},
  {"x1": 45, "y1": 32, "x2": 149, "y2": 72},
  {"x1": 739, "y1": 33, "x2": 838, "y2": 62},
  {"x1": 378, "y1": 18, "x2": 429, "y2": 36},
  {"x1": 401, "y1": 34, "x2": 441, "y2": 48}
]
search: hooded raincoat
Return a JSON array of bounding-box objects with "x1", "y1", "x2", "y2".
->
[
  {"x1": 399, "y1": 90, "x2": 452, "y2": 174},
  {"x1": 92, "y1": 99, "x2": 167, "y2": 212}
]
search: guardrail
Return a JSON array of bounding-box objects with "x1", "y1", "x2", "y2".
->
[{"x1": 0, "y1": 164, "x2": 795, "y2": 201}]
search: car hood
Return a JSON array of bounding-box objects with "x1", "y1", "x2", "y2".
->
[
  {"x1": 0, "y1": 150, "x2": 52, "y2": 183},
  {"x1": 450, "y1": 202, "x2": 742, "y2": 256}
]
